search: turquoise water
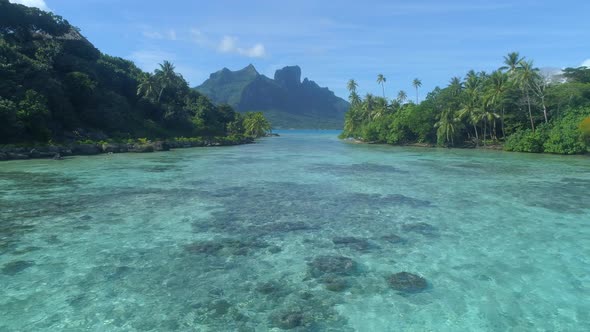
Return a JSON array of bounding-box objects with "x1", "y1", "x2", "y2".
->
[{"x1": 1, "y1": 130, "x2": 589, "y2": 331}]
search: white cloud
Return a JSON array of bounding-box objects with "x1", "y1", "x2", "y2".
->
[
  {"x1": 9, "y1": 0, "x2": 50, "y2": 11},
  {"x1": 582, "y1": 59, "x2": 590, "y2": 68},
  {"x1": 237, "y1": 43, "x2": 266, "y2": 58},
  {"x1": 142, "y1": 29, "x2": 177, "y2": 41},
  {"x1": 217, "y1": 35, "x2": 266, "y2": 58},
  {"x1": 218, "y1": 36, "x2": 238, "y2": 53},
  {"x1": 190, "y1": 29, "x2": 208, "y2": 46}
]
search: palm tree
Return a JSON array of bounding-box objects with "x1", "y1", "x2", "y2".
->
[
  {"x1": 515, "y1": 60, "x2": 539, "y2": 131},
  {"x1": 377, "y1": 74, "x2": 387, "y2": 98},
  {"x1": 347, "y1": 79, "x2": 361, "y2": 106},
  {"x1": 349, "y1": 91, "x2": 361, "y2": 106},
  {"x1": 362, "y1": 93, "x2": 375, "y2": 121},
  {"x1": 435, "y1": 108, "x2": 461, "y2": 146},
  {"x1": 479, "y1": 103, "x2": 499, "y2": 145},
  {"x1": 500, "y1": 52, "x2": 525, "y2": 75},
  {"x1": 397, "y1": 90, "x2": 407, "y2": 104},
  {"x1": 449, "y1": 77, "x2": 463, "y2": 96},
  {"x1": 373, "y1": 96, "x2": 388, "y2": 120},
  {"x1": 243, "y1": 112, "x2": 271, "y2": 137},
  {"x1": 136, "y1": 73, "x2": 159, "y2": 101},
  {"x1": 412, "y1": 78, "x2": 422, "y2": 103},
  {"x1": 458, "y1": 73, "x2": 483, "y2": 145},
  {"x1": 486, "y1": 70, "x2": 509, "y2": 138},
  {"x1": 154, "y1": 60, "x2": 178, "y2": 102},
  {"x1": 347, "y1": 79, "x2": 358, "y2": 94}
]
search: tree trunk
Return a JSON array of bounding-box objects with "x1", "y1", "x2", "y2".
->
[
  {"x1": 541, "y1": 96, "x2": 548, "y2": 123},
  {"x1": 501, "y1": 107, "x2": 506, "y2": 139},
  {"x1": 157, "y1": 86, "x2": 165, "y2": 103},
  {"x1": 473, "y1": 124, "x2": 479, "y2": 147},
  {"x1": 526, "y1": 90, "x2": 535, "y2": 131},
  {"x1": 381, "y1": 84, "x2": 385, "y2": 99},
  {"x1": 483, "y1": 118, "x2": 487, "y2": 147},
  {"x1": 493, "y1": 119, "x2": 497, "y2": 140}
]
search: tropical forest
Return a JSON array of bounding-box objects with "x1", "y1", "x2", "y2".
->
[
  {"x1": 341, "y1": 54, "x2": 590, "y2": 154},
  {"x1": 0, "y1": 0, "x2": 270, "y2": 148}
]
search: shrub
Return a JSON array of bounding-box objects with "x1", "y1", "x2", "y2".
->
[
  {"x1": 504, "y1": 127, "x2": 547, "y2": 153},
  {"x1": 543, "y1": 108, "x2": 590, "y2": 154}
]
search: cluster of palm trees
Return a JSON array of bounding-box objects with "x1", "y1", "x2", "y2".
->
[
  {"x1": 137, "y1": 61, "x2": 188, "y2": 103},
  {"x1": 437, "y1": 52, "x2": 547, "y2": 146},
  {"x1": 343, "y1": 52, "x2": 554, "y2": 147},
  {"x1": 344, "y1": 76, "x2": 423, "y2": 135},
  {"x1": 369, "y1": 74, "x2": 422, "y2": 103}
]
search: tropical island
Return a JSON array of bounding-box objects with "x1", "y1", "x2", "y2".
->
[
  {"x1": 340, "y1": 55, "x2": 590, "y2": 154},
  {"x1": 0, "y1": 0, "x2": 271, "y2": 160}
]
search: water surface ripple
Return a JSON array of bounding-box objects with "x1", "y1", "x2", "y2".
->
[{"x1": 1, "y1": 130, "x2": 589, "y2": 331}]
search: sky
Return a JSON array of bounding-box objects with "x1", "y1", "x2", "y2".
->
[{"x1": 10, "y1": 0, "x2": 590, "y2": 100}]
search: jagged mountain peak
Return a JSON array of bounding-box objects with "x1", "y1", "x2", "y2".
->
[{"x1": 195, "y1": 65, "x2": 349, "y2": 129}]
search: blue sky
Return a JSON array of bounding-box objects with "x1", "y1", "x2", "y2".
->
[{"x1": 11, "y1": 0, "x2": 590, "y2": 100}]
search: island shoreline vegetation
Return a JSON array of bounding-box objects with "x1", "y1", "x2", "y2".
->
[
  {"x1": 0, "y1": 1, "x2": 271, "y2": 160},
  {"x1": 341, "y1": 54, "x2": 590, "y2": 155}
]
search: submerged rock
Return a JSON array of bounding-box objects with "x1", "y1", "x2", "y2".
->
[
  {"x1": 321, "y1": 275, "x2": 349, "y2": 292},
  {"x1": 2, "y1": 260, "x2": 35, "y2": 275},
  {"x1": 387, "y1": 272, "x2": 428, "y2": 293},
  {"x1": 269, "y1": 309, "x2": 305, "y2": 330},
  {"x1": 256, "y1": 281, "x2": 281, "y2": 295},
  {"x1": 308, "y1": 255, "x2": 357, "y2": 278},
  {"x1": 332, "y1": 236, "x2": 372, "y2": 251},
  {"x1": 402, "y1": 222, "x2": 438, "y2": 235},
  {"x1": 380, "y1": 234, "x2": 405, "y2": 244},
  {"x1": 184, "y1": 238, "x2": 268, "y2": 256}
]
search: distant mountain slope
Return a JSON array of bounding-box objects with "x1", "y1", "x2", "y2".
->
[{"x1": 195, "y1": 65, "x2": 349, "y2": 129}]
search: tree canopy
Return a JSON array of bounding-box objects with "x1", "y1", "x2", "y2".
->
[
  {"x1": 0, "y1": 0, "x2": 270, "y2": 144},
  {"x1": 341, "y1": 53, "x2": 590, "y2": 154}
]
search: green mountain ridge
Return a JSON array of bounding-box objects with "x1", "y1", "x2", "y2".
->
[{"x1": 195, "y1": 65, "x2": 349, "y2": 129}]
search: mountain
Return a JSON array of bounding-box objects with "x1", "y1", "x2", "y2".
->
[{"x1": 196, "y1": 65, "x2": 349, "y2": 129}]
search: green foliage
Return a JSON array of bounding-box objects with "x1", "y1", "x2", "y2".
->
[
  {"x1": 504, "y1": 128, "x2": 547, "y2": 153},
  {"x1": 543, "y1": 108, "x2": 590, "y2": 154},
  {"x1": 0, "y1": 0, "x2": 269, "y2": 144},
  {"x1": 243, "y1": 112, "x2": 271, "y2": 138},
  {"x1": 342, "y1": 52, "x2": 590, "y2": 154}
]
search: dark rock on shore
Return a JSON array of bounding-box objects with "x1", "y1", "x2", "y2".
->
[
  {"x1": 387, "y1": 272, "x2": 428, "y2": 293},
  {"x1": 72, "y1": 144, "x2": 101, "y2": 155},
  {"x1": 0, "y1": 137, "x2": 253, "y2": 161}
]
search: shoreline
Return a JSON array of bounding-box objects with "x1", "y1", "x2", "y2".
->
[
  {"x1": 342, "y1": 138, "x2": 589, "y2": 155},
  {"x1": 0, "y1": 137, "x2": 255, "y2": 161}
]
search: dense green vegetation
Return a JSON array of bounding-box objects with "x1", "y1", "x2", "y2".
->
[
  {"x1": 196, "y1": 65, "x2": 349, "y2": 129},
  {"x1": 0, "y1": 0, "x2": 269, "y2": 145},
  {"x1": 341, "y1": 53, "x2": 590, "y2": 154}
]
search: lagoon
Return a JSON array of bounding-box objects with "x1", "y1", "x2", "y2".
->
[{"x1": 1, "y1": 130, "x2": 589, "y2": 331}]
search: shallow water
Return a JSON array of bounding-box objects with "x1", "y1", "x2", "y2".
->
[{"x1": 1, "y1": 130, "x2": 589, "y2": 331}]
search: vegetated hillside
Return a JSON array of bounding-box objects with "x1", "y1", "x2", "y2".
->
[
  {"x1": 0, "y1": 0, "x2": 265, "y2": 144},
  {"x1": 196, "y1": 65, "x2": 349, "y2": 129}
]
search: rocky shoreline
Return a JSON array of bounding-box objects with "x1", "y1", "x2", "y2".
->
[{"x1": 0, "y1": 137, "x2": 254, "y2": 161}]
